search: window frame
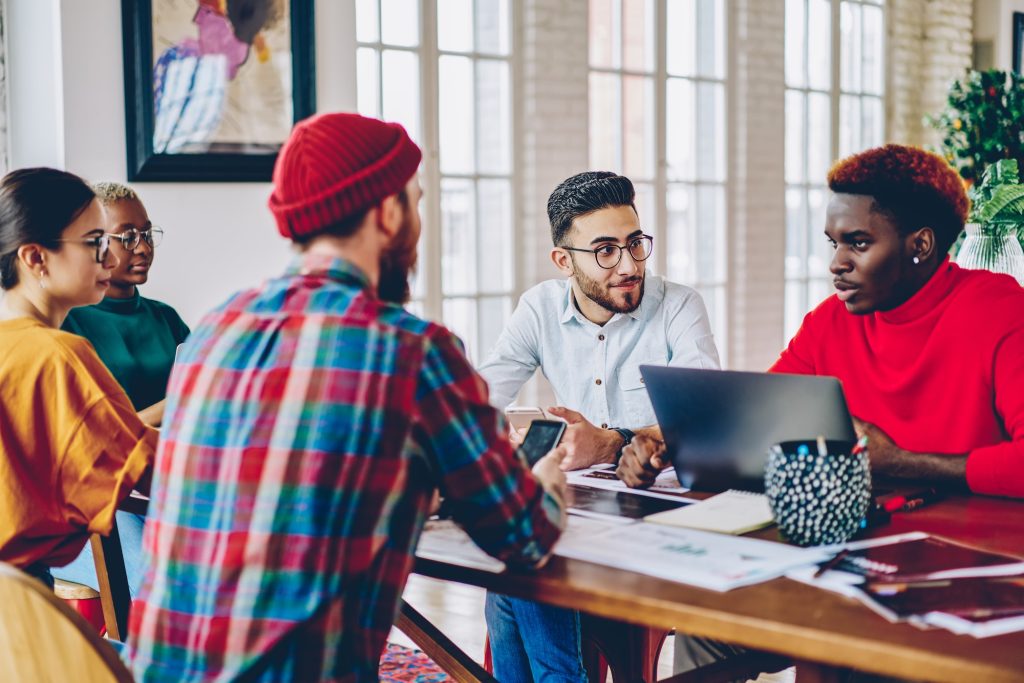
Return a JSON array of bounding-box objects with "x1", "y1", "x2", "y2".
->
[
  {"x1": 355, "y1": 0, "x2": 520, "y2": 362},
  {"x1": 784, "y1": 0, "x2": 888, "y2": 338},
  {"x1": 587, "y1": 0, "x2": 730, "y2": 364}
]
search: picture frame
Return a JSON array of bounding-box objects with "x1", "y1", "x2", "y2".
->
[
  {"x1": 1014, "y1": 12, "x2": 1024, "y2": 74},
  {"x1": 121, "y1": 0, "x2": 315, "y2": 182}
]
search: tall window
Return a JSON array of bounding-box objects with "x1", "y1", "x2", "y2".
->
[
  {"x1": 784, "y1": 0, "x2": 885, "y2": 339},
  {"x1": 588, "y1": 0, "x2": 728, "y2": 361},
  {"x1": 356, "y1": 0, "x2": 515, "y2": 364}
]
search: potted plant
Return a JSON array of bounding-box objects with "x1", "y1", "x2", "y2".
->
[
  {"x1": 929, "y1": 69, "x2": 1024, "y2": 183},
  {"x1": 956, "y1": 158, "x2": 1024, "y2": 284}
]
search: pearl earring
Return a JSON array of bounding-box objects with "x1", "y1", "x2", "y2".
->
[{"x1": 912, "y1": 256, "x2": 920, "y2": 265}]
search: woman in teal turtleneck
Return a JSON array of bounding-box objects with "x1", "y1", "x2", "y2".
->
[
  {"x1": 53, "y1": 182, "x2": 188, "y2": 597},
  {"x1": 62, "y1": 182, "x2": 189, "y2": 425}
]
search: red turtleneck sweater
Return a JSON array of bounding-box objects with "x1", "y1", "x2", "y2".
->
[{"x1": 770, "y1": 258, "x2": 1024, "y2": 498}]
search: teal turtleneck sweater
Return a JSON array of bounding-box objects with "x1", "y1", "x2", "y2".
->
[{"x1": 63, "y1": 291, "x2": 190, "y2": 410}]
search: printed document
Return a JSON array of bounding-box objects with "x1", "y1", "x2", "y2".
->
[{"x1": 554, "y1": 516, "x2": 829, "y2": 591}]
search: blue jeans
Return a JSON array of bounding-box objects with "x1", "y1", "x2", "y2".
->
[
  {"x1": 52, "y1": 511, "x2": 146, "y2": 598},
  {"x1": 484, "y1": 593, "x2": 588, "y2": 683}
]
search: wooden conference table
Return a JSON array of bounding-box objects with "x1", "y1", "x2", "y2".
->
[{"x1": 403, "y1": 492, "x2": 1024, "y2": 683}]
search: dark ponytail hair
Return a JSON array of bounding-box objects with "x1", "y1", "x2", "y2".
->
[{"x1": 0, "y1": 168, "x2": 96, "y2": 290}]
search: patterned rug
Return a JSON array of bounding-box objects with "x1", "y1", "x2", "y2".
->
[{"x1": 380, "y1": 643, "x2": 449, "y2": 682}]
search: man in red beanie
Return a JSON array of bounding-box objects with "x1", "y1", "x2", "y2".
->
[{"x1": 127, "y1": 113, "x2": 568, "y2": 683}]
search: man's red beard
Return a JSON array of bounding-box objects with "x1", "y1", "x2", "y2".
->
[{"x1": 377, "y1": 213, "x2": 418, "y2": 304}]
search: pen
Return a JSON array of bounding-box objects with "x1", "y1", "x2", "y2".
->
[
  {"x1": 900, "y1": 488, "x2": 946, "y2": 511},
  {"x1": 881, "y1": 487, "x2": 945, "y2": 513},
  {"x1": 813, "y1": 548, "x2": 850, "y2": 578},
  {"x1": 866, "y1": 579, "x2": 952, "y2": 593},
  {"x1": 851, "y1": 435, "x2": 869, "y2": 456},
  {"x1": 816, "y1": 435, "x2": 828, "y2": 457}
]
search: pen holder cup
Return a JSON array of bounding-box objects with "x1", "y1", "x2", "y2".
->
[{"x1": 764, "y1": 440, "x2": 872, "y2": 547}]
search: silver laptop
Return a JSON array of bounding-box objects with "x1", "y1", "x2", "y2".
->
[{"x1": 640, "y1": 366, "x2": 856, "y2": 492}]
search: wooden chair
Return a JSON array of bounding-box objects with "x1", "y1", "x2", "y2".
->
[
  {"x1": 90, "y1": 519, "x2": 133, "y2": 641},
  {"x1": 0, "y1": 561, "x2": 134, "y2": 682}
]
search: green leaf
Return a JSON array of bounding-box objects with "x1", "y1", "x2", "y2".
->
[
  {"x1": 992, "y1": 158, "x2": 1020, "y2": 185},
  {"x1": 974, "y1": 185, "x2": 1024, "y2": 223}
]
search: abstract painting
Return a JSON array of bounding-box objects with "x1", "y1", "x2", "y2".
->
[{"x1": 122, "y1": 0, "x2": 315, "y2": 181}]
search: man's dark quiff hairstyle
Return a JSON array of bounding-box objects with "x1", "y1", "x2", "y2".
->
[
  {"x1": 827, "y1": 144, "x2": 969, "y2": 255},
  {"x1": 547, "y1": 171, "x2": 637, "y2": 247}
]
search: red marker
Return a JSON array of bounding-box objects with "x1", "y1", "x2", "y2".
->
[{"x1": 882, "y1": 487, "x2": 944, "y2": 513}]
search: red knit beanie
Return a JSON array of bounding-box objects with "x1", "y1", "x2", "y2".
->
[{"x1": 268, "y1": 112, "x2": 422, "y2": 240}]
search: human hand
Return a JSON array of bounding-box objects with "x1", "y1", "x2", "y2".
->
[
  {"x1": 615, "y1": 436, "x2": 668, "y2": 488},
  {"x1": 852, "y1": 417, "x2": 902, "y2": 475},
  {"x1": 545, "y1": 406, "x2": 622, "y2": 470},
  {"x1": 509, "y1": 425, "x2": 527, "y2": 446},
  {"x1": 853, "y1": 417, "x2": 969, "y2": 486},
  {"x1": 532, "y1": 445, "x2": 568, "y2": 503},
  {"x1": 138, "y1": 399, "x2": 166, "y2": 428}
]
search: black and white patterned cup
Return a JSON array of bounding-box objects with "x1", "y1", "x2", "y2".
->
[{"x1": 764, "y1": 439, "x2": 872, "y2": 547}]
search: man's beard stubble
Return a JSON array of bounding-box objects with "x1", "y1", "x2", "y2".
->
[{"x1": 572, "y1": 261, "x2": 645, "y2": 314}]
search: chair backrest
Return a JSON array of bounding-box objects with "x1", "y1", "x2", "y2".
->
[
  {"x1": 0, "y1": 562, "x2": 134, "y2": 683},
  {"x1": 91, "y1": 525, "x2": 132, "y2": 640}
]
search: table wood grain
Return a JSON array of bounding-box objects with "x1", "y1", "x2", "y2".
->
[{"x1": 414, "y1": 493, "x2": 1024, "y2": 683}]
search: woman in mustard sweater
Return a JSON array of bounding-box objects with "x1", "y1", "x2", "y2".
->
[{"x1": 0, "y1": 167, "x2": 157, "y2": 590}]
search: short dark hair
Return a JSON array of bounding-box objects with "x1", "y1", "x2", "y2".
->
[
  {"x1": 827, "y1": 144, "x2": 968, "y2": 255},
  {"x1": 547, "y1": 171, "x2": 637, "y2": 246},
  {"x1": 0, "y1": 168, "x2": 96, "y2": 290}
]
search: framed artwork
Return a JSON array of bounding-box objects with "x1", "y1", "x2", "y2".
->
[
  {"x1": 122, "y1": 0, "x2": 315, "y2": 182},
  {"x1": 1014, "y1": 12, "x2": 1024, "y2": 74}
]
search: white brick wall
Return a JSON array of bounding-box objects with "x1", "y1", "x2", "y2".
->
[
  {"x1": 727, "y1": 0, "x2": 788, "y2": 370},
  {"x1": 515, "y1": 0, "x2": 591, "y2": 404},
  {"x1": 517, "y1": 0, "x2": 590, "y2": 290},
  {"x1": 888, "y1": 0, "x2": 974, "y2": 147}
]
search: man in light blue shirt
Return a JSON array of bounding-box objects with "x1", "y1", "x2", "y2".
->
[
  {"x1": 480, "y1": 174, "x2": 720, "y2": 471},
  {"x1": 478, "y1": 171, "x2": 721, "y2": 682}
]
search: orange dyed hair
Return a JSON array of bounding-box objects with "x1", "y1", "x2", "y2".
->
[{"x1": 827, "y1": 144, "x2": 968, "y2": 254}]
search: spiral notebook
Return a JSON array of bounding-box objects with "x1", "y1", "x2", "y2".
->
[{"x1": 644, "y1": 490, "x2": 775, "y2": 535}]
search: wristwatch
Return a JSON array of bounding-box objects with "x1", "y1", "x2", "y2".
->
[{"x1": 610, "y1": 427, "x2": 636, "y2": 463}]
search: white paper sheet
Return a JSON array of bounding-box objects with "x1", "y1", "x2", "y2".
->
[
  {"x1": 415, "y1": 519, "x2": 506, "y2": 573},
  {"x1": 554, "y1": 516, "x2": 829, "y2": 591}
]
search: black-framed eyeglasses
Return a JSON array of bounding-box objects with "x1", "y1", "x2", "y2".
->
[
  {"x1": 107, "y1": 226, "x2": 164, "y2": 250},
  {"x1": 56, "y1": 234, "x2": 111, "y2": 264},
  {"x1": 561, "y1": 234, "x2": 654, "y2": 269}
]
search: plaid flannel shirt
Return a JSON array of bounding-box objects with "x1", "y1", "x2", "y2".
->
[{"x1": 127, "y1": 254, "x2": 563, "y2": 682}]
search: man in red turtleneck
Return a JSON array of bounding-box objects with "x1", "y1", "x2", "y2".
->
[{"x1": 618, "y1": 144, "x2": 1024, "y2": 499}]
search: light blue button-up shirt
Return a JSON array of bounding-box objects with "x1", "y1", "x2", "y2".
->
[{"x1": 478, "y1": 274, "x2": 721, "y2": 430}]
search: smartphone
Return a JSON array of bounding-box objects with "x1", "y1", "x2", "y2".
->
[
  {"x1": 516, "y1": 419, "x2": 567, "y2": 467},
  {"x1": 505, "y1": 406, "x2": 548, "y2": 431}
]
